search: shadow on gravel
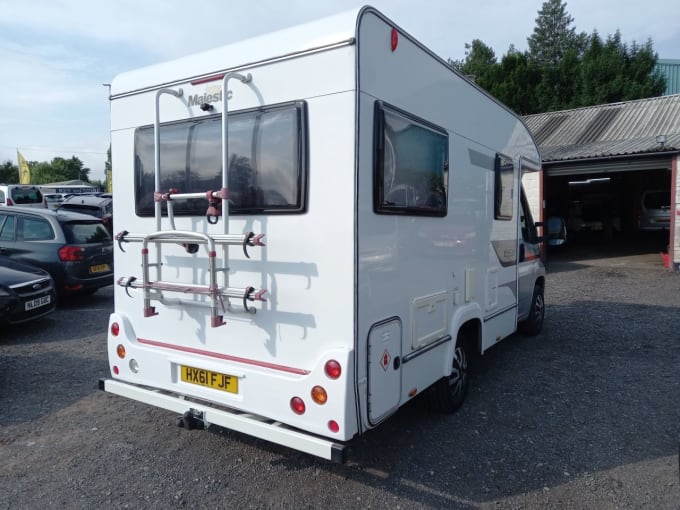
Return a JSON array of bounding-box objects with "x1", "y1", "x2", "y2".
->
[
  {"x1": 200, "y1": 299, "x2": 680, "y2": 508},
  {"x1": 329, "y1": 299, "x2": 680, "y2": 505}
]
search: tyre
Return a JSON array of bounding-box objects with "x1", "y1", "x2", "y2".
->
[
  {"x1": 520, "y1": 284, "x2": 545, "y2": 336},
  {"x1": 428, "y1": 332, "x2": 470, "y2": 413}
]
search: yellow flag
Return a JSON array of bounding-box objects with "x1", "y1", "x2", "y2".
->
[
  {"x1": 106, "y1": 169, "x2": 112, "y2": 193},
  {"x1": 17, "y1": 151, "x2": 30, "y2": 184}
]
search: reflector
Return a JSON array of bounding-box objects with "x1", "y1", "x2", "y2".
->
[{"x1": 311, "y1": 385, "x2": 327, "y2": 405}]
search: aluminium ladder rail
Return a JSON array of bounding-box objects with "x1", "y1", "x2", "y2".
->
[{"x1": 116, "y1": 73, "x2": 266, "y2": 327}]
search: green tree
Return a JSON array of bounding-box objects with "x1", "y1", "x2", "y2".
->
[
  {"x1": 0, "y1": 156, "x2": 93, "y2": 185},
  {"x1": 50, "y1": 156, "x2": 91, "y2": 182},
  {"x1": 489, "y1": 49, "x2": 541, "y2": 115},
  {"x1": 576, "y1": 31, "x2": 665, "y2": 106},
  {"x1": 527, "y1": 0, "x2": 585, "y2": 67},
  {"x1": 454, "y1": 39, "x2": 497, "y2": 90},
  {"x1": 452, "y1": 0, "x2": 664, "y2": 114},
  {"x1": 0, "y1": 160, "x2": 19, "y2": 183}
]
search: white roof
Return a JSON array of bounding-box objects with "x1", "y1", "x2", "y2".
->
[{"x1": 111, "y1": 7, "x2": 365, "y2": 96}]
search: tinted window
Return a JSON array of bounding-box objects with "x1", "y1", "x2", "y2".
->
[
  {"x1": 374, "y1": 102, "x2": 448, "y2": 216},
  {"x1": 11, "y1": 188, "x2": 43, "y2": 204},
  {"x1": 643, "y1": 191, "x2": 669, "y2": 209},
  {"x1": 520, "y1": 189, "x2": 537, "y2": 242},
  {"x1": 20, "y1": 217, "x2": 54, "y2": 241},
  {"x1": 0, "y1": 214, "x2": 15, "y2": 240},
  {"x1": 60, "y1": 204, "x2": 103, "y2": 218},
  {"x1": 60, "y1": 221, "x2": 111, "y2": 244},
  {"x1": 495, "y1": 154, "x2": 514, "y2": 221},
  {"x1": 134, "y1": 101, "x2": 308, "y2": 216}
]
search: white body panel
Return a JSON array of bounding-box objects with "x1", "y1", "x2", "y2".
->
[{"x1": 104, "y1": 6, "x2": 544, "y2": 461}]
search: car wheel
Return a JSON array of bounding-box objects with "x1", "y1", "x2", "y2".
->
[
  {"x1": 521, "y1": 284, "x2": 544, "y2": 336},
  {"x1": 428, "y1": 332, "x2": 471, "y2": 413}
]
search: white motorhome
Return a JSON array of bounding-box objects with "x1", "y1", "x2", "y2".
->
[{"x1": 100, "y1": 6, "x2": 550, "y2": 462}]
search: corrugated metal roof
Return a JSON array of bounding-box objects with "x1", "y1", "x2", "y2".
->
[{"x1": 523, "y1": 94, "x2": 680, "y2": 162}]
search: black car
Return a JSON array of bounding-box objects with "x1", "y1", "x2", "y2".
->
[
  {"x1": 0, "y1": 208, "x2": 113, "y2": 295},
  {"x1": 58, "y1": 194, "x2": 113, "y2": 233},
  {"x1": 0, "y1": 256, "x2": 56, "y2": 324}
]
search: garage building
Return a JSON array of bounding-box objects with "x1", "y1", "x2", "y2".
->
[{"x1": 524, "y1": 94, "x2": 680, "y2": 270}]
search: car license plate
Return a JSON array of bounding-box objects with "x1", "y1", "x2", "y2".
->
[
  {"x1": 89, "y1": 263, "x2": 111, "y2": 274},
  {"x1": 180, "y1": 365, "x2": 238, "y2": 394},
  {"x1": 25, "y1": 295, "x2": 51, "y2": 311}
]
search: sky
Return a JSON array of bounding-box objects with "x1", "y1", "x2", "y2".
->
[{"x1": 1, "y1": 0, "x2": 679, "y2": 183}]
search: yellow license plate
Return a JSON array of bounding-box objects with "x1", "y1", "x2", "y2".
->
[
  {"x1": 180, "y1": 365, "x2": 238, "y2": 394},
  {"x1": 89, "y1": 263, "x2": 111, "y2": 274}
]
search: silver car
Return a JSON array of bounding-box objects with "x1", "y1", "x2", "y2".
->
[{"x1": 638, "y1": 190, "x2": 670, "y2": 231}]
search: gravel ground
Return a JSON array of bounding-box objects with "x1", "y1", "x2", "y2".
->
[{"x1": 1, "y1": 249, "x2": 679, "y2": 509}]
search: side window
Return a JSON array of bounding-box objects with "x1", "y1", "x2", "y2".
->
[
  {"x1": 520, "y1": 189, "x2": 537, "y2": 243},
  {"x1": 0, "y1": 214, "x2": 15, "y2": 240},
  {"x1": 0, "y1": 190, "x2": 5, "y2": 204},
  {"x1": 19, "y1": 217, "x2": 54, "y2": 241},
  {"x1": 374, "y1": 101, "x2": 448, "y2": 216},
  {"x1": 494, "y1": 154, "x2": 514, "y2": 220}
]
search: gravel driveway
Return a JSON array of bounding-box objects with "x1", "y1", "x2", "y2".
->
[{"x1": 1, "y1": 251, "x2": 678, "y2": 509}]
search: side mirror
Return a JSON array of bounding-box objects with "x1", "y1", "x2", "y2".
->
[{"x1": 546, "y1": 216, "x2": 567, "y2": 246}]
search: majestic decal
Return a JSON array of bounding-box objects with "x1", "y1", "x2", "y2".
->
[{"x1": 188, "y1": 85, "x2": 233, "y2": 107}]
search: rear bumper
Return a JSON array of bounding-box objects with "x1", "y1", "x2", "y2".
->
[{"x1": 98, "y1": 378, "x2": 347, "y2": 463}]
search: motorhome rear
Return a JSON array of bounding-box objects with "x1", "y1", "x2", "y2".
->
[{"x1": 101, "y1": 6, "x2": 548, "y2": 462}]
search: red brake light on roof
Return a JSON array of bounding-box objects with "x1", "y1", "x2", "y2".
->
[
  {"x1": 391, "y1": 28, "x2": 398, "y2": 51},
  {"x1": 58, "y1": 245, "x2": 85, "y2": 261}
]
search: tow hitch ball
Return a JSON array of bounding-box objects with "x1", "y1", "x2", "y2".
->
[{"x1": 176, "y1": 409, "x2": 206, "y2": 430}]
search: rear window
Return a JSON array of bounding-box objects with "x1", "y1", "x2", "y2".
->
[
  {"x1": 60, "y1": 221, "x2": 111, "y2": 244},
  {"x1": 10, "y1": 187, "x2": 43, "y2": 204},
  {"x1": 134, "y1": 101, "x2": 308, "y2": 216},
  {"x1": 643, "y1": 191, "x2": 669, "y2": 209},
  {"x1": 59, "y1": 204, "x2": 103, "y2": 218}
]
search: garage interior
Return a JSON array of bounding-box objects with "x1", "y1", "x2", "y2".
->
[
  {"x1": 524, "y1": 94, "x2": 680, "y2": 266},
  {"x1": 545, "y1": 164, "x2": 671, "y2": 255}
]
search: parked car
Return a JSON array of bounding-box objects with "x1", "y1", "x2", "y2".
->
[
  {"x1": 43, "y1": 193, "x2": 73, "y2": 210},
  {"x1": 0, "y1": 184, "x2": 44, "y2": 208},
  {"x1": 0, "y1": 255, "x2": 56, "y2": 324},
  {"x1": 0, "y1": 207, "x2": 113, "y2": 295},
  {"x1": 638, "y1": 189, "x2": 671, "y2": 231},
  {"x1": 58, "y1": 194, "x2": 113, "y2": 232},
  {"x1": 568, "y1": 199, "x2": 621, "y2": 235}
]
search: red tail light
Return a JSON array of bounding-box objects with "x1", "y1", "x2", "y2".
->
[
  {"x1": 324, "y1": 360, "x2": 342, "y2": 379},
  {"x1": 290, "y1": 397, "x2": 306, "y2": 415},
  {"x1": 7, "y1": 198, "x2": 14, "y2": 206},
  {"x1": 58, "y1": 245, "x2": 85, "y2": 261}
]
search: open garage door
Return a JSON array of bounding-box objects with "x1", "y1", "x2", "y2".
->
[{"x1": 544, "y1": 157, "x2": 673, "y2": 264}]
